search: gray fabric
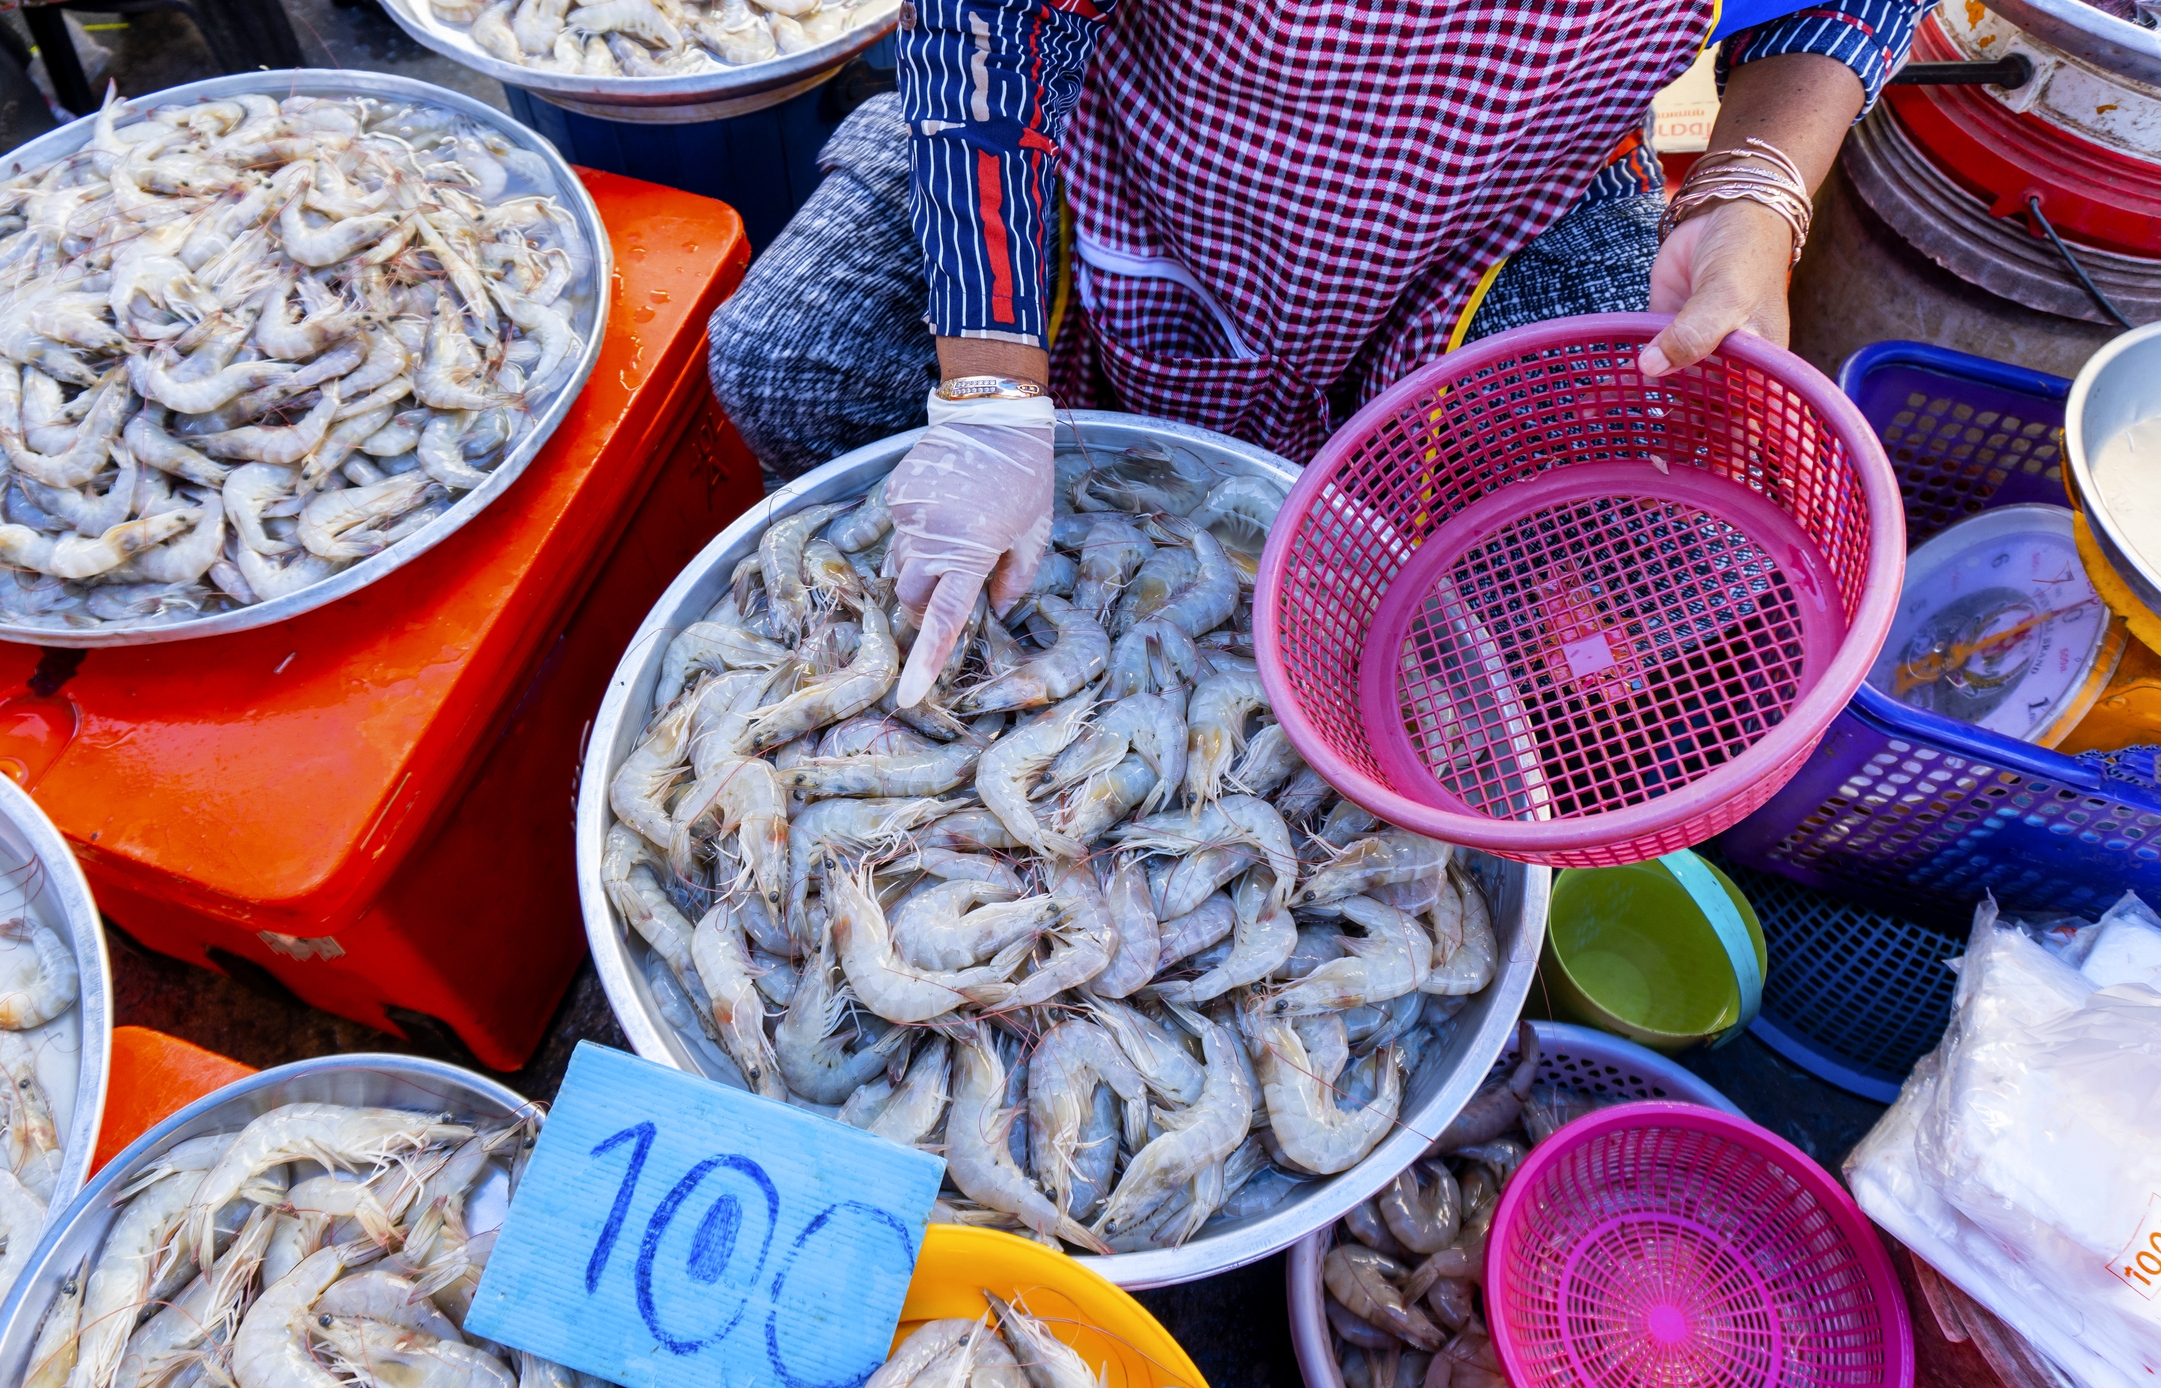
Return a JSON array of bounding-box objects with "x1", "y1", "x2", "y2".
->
[
  {"x1": 710, "y1": 113, "x2": 1664, "y2": 484},
  {"x1": 708, "y1": 92, "x2": 933, "y2": 487},
  {"x1": 1462, "y1": 193, "x2": 1665, "y2": 343}
]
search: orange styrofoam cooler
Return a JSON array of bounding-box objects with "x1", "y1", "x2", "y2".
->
[{"x1": 0, "y1": 171, "x2": 765, "y2": 1072}]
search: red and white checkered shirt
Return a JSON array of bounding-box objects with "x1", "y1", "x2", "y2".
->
[{"x1": 1048, "y1": 0, "x2": 1713, "y2": 460}]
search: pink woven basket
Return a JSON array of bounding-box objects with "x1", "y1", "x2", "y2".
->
[
  {"x1": 1253, "y1": 314, "x2": 1904, "y2": 866},
  {"x1": 1487, "y1": 1101, "x2": 1914, "y2": 1388}
]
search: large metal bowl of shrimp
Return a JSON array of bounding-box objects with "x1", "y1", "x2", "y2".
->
[
  {"x1": 0, "y1": 775, "x2": 111, "y2": 1313},
  {"x1": 376, "y1": 0, "x2": 900, "y2": 123},
  {"x1": 0, "y1": 70, "x2": 609, "y2": 647},
  {"x1": 576, "y1": 411, "x2": 1550, "y2": 1290},
  {"x1": 0, "y1": 1052, "x2": 561, "y2": 1388}
]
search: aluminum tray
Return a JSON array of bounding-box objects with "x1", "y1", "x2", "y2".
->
[
  {"x1": 0, "y1": 1054, "x2": 531, "y2": 1376},
  {"x1": 576, "y1": 411, "x2": 1550, "y2": 1289},
  {"x1": 375, "y1": 0, "x2": 900, "y2": 122},
  {"x1": 0, "y1": 70, "x2": 611, "y2": 649},
  {"x1": 0, "y1": 776, "x2": 110, "y2": 1240}
]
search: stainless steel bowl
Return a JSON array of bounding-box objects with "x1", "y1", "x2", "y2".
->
[
  {"x1": 0, "y1": 1054, "x2": 532, "y2": 1373},
  {"x1": 2066, "y1": 321, "x2": 2161, "y2": 619},
  {"x1": 0, "y1": 70, "x2": 611, "y2": 649},
  {"x1": 576, "y1": 411, "x2": 1551, "y2": 1289},
  {"x1": 0, "y1": 775, "x2": 110, "y2": 1240},
  {"x1": 374, "y1": 0, "x2": 900, "y2": 123}
]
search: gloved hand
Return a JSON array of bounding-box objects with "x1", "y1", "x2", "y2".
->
[{"x1": 887, "y1": 393, "x2": 1055, "y2": 708}]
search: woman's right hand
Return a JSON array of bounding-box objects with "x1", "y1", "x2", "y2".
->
[{"x1": 887, "y1": 413, "x2": 1055, "y2": 708}]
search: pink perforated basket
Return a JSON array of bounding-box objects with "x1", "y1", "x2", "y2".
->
[
  {"x1": 1254, "y1": 315, "x2": 1904, "y2": 866},
  {"x1": 1487, "y1": 1101, "x2": 1914, "y2": 1388}
]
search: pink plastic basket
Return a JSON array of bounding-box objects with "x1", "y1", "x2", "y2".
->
[
  {"x1": 1487, "y1": 1101, "x2": 1914, "y2": 1388},
  {"x1": 1254, "y1": 315, "x2": 1905, "y2": 866}
]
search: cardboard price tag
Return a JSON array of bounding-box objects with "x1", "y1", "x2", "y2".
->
[
  {"x1": 2109, "y1": 1192, "x2": 2161, "y2": 1301},
  {"x1": 467, "y1": 1042, "x2": 945, "y2": 1388}
]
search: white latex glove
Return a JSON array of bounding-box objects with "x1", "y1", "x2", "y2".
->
[{"x1": 888, "y1": 392, "x2": 1055, "y2": 708}]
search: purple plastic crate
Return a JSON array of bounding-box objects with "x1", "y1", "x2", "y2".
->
[{"x1": 1718, "y1": 342, "x2": 2161, "y2": 929}]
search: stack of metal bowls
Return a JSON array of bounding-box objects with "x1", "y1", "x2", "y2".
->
[{"x1": 574, "y1": 412, "x2": 1551, "y2": 1290}]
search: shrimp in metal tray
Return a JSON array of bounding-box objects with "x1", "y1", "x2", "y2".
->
[
  {"x1": 840, "y1": 1034, "x2": 950, "y2": 1148},
  {"x1": 0, "y1": 1030, "x2": 62, "y2": 1199},
  {"x1": 775, "y1": 927, "x2": 895, "y2": 1106},
  {"x1": 945, "y1": 1029, "x2": 1111, "y2": 1253},
  {"x1": 828, "y1": 862, "x2": 1035, "y2": 1025},
  {"x1": 1293, "y1": 829, "x2": 1455, "y2": 907},
  {"x1": 781, "y1": 737, "x2": 981, "y2": 799},
  {"x1": 0, "y1": 915, "x2": 77, "y2": 1028},
  {"x1": 1264, "y1": 896, "x2": 1433, "y2": 1015},
  {"x1": 23, "y1": 1255, "x2": 84, "y2": 1388},
  {"x1": 666, "y1": 752, "x2": 787, "y2": 900},
  {"x1": 956, "y1": 595, "x2": 1108, "y2": 714},
  {"x1": 691, "y1": 900, "x2": 785, "y2": 1101},
  {"x1": 1185, "y1": 669, "x2": 1269, "y2": 803},
  {"x1": 1071, "y1": 513, "x2": 1149, "y2": 620},
  {"x1": 1091, "y1": 1008, "x2": 1252, "y2": 1236},
  {"x1": 1252, "y1": 1007, "x2": 1401, "y2": 1174},
  {"x1": 975, "y1": 691, "x2": 1096, "y2": 859},
  {"x1": 1090, "y1": 855, "x2": 1160, "y2": 999},
  {"x1": 736, "y1": 602, "x2": 898, "y2": 753},
  {"x1": 1026, "y1": 1019, "x2": 1149, "y2": 1220},
  {"x1": 756, "y1": 501, "x2": 841, "y2": 640},
  {"x1": 229, "y1": 1244, "x2": 382, "y2": 1388},
  {"x1": 965, "y1": 859, "x2": 1116, "y2": 1011},
  {"x1": 889, "y1": 878, "x2": 1057, "y2": 972},
  {"x1": 608, "y1": 695, "x2": 694, "y2": 850},
  {"x1": 1422, "y1": 862, "x2": 1497, "y2": 996}
]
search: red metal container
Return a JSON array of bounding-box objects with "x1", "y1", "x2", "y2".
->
[{"x1": 0, "y1": 171, "x2": 765, "y2": 1072}]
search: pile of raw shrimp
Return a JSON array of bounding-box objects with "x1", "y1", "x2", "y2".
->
[
  {"x1": 870, "y1": 1292, "x2": 1117, "y2": 1388},
  {"x1": 604, "y1": 443, "x2": 1501, "y2": 1257},
  {"x1": 0, "y1": 89, "x2": 590, "y2": 631},
  {"x1": 435, "y1": 0, "x2": 897, "y2": 78},
  {"x1": 0, "y1": 916, "x2": 82, "y2": 1304},
  {"x1": 11, "y1": 1100, "x2": 601, "y2": 1388},
  {"x1": 1319, "y1": 1024, "x2": 1628, "y2": 1388}
]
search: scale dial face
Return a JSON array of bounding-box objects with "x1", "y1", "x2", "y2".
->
[{"x1": 1869, "y1": 506, "x2": 2113, "y2": 742}]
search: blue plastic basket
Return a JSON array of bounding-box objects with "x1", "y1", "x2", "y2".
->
[
  {"x1": 1721, "y1": 342, "x2": 2161, "y2": 929},
  {"x1": 1701, "y1": 849, "x2": 1959, "y2": 1102}
]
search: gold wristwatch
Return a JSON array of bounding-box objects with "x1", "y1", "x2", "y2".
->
[{"x1": 935, "y1": 375, "x2": 1048, "y2": 402}]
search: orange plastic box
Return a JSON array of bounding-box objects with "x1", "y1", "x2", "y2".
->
[{"x1": 0, "y1": 172, "x2": 764, "y2": 1071}]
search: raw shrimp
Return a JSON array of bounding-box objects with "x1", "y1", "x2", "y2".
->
[
  {"x1": 1091, "y1": 1010, "x2": 1251, "y2": 1235},
  {"x1": 0, "y1": 1030, "x2": 62, "y2": 1198},
  {"x1": 1141, "y1": 514, "x2": 1239, "y2": 638},
  {"x1": 890, "y1": 879, "x2": 1056, "y2": 971},
  {"x1": 1294, "y1": 831, "x2": 1455, "y2": 907},
  {"x1": 1026, "y1": 1019, "x2": 1148, "y2": 1219},
  {"x1": 667, "y1": 752, "x2": 787, "y2": 898},
  {"x1": 737, "y1": 602, "x2": 897, "y2": 752},
  {"x1": 967, "y1": 859, "x2": 1116, "y2": 1010},
  {"x1": 297, "y1": 471, "x2": 432, "y2": 560},
  {"x1": 1263, "y1": 897, "x2": 1432, "y2": 1015},
  {"x1": 828, "y1": 862, "x2": 1033, "y2": 1025},
  {"x1": 1072, "y1": 514, "x2": 1149, "y2": 619},
  {"x1": 0, "y1": 1168, "x2": 44, "y2": 1304},
  {"x1": 1091, "y1": 855, "x2": 1160, "y2": 998},
  {"x1": 782, "y1": 738, "x2": 981, "y2": 798},
  {"x1": 72, "y1": 1146, "x2": 231, "y2": 1388},
  {"x1": 0, "y1": 916, "x2": 78, "y2": 1028},
  {"x1": 691, "y1": 901, "x2": 785, "y2": 1100},
  {"x1": 197, "y1": 387, "x2": 340, "y2": 467},
  {"x1": 1379, "y1": 1162, "x2": 1460, "y2": 1254},
  {"x1": 1254, "y1": 1011, "x2": 1401, "y2": 1174},
  {"x1": 183, "y1": 1104, "x2": 470, "y2": 1271},
  {"x1": 974, "y1": 691, "x2": 1094, "y2": 858},
  {"x1": 23, "y1": 1256, "x2": 85, "y2": 1388},
  {"x1": 755, "y1": 501, "x2": 839, "y2": 639},
  {"x1": 986, "y1": 1294, "x2": 1100, "y2": 1388},
  {"x1": 957, "y1": 596, "x2": 1107, "y2": 713},
  {"x1": 1183, "y1": 670, "x2": 1269, "y2": 803},
  {"x1": 1324, "y1": 1244, "x2": 1440, "y2": 1350},
  {"x1": 774, "y1": 925, "x2": 889, "y2": 1104},
  {"x1": 1085, "y1": 997, "x2": 1207, "y2": 1106},
  {"x1": 1421, "y1": 864, "x2": 1496, "y2": 996},
  {"x1": 945, "y1": 1030, "x2": 1110, "y2": 1253},
  {"x1": 840, "y1": 1035, "x2": 950, "y2": 1147}
]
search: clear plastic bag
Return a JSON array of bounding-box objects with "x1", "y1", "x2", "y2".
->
[{"x1": 1848, "y1": 895, "x2": 2161, "y2": 1388}]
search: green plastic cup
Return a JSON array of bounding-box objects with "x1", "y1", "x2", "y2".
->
[{"x1": 1539, "y1": 850, "x2": 1767, "y2": 1054}]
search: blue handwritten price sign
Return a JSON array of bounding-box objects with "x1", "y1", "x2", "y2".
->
[{"x1": 468, "y1": 1042, "x2": 945, "y2": 1388}]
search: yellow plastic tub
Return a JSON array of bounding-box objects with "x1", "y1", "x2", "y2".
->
[{"x1": 892, "y1": 1226, "x2": 1208, "y2": 1387}]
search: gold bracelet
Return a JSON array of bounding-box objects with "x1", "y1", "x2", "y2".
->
[{"x1": 1659, "y1": 136, "x2": 1813, "y2": 268}]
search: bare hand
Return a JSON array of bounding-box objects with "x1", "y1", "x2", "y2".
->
[{"x1": 1638, "y1": 199, "x2": 1796, "y2": 378}]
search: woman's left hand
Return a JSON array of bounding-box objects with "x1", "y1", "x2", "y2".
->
[{"x1": 1638, "y1": 197, "x2": 1795, "y2": 377}]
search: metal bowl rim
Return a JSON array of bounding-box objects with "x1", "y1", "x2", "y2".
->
[
  {"x1": 574, "y1": 411, "x2": 1551, "y2": 1288},
  {"x1": 2065, "y1": 319, "x2": 2161, "y2": 618},
  {"x1": 373, "y1": 0, "x2": 899, "y2": 108},
  {"x1": 0, "y1": 69, "x2": 613, "y2": 649},
  {"x1": 0, "y1": 775, "x2": 110, "y2": 1236},
  {"x1": 0, "y1": 1051, "x2": 533, "y2": 1335}
]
